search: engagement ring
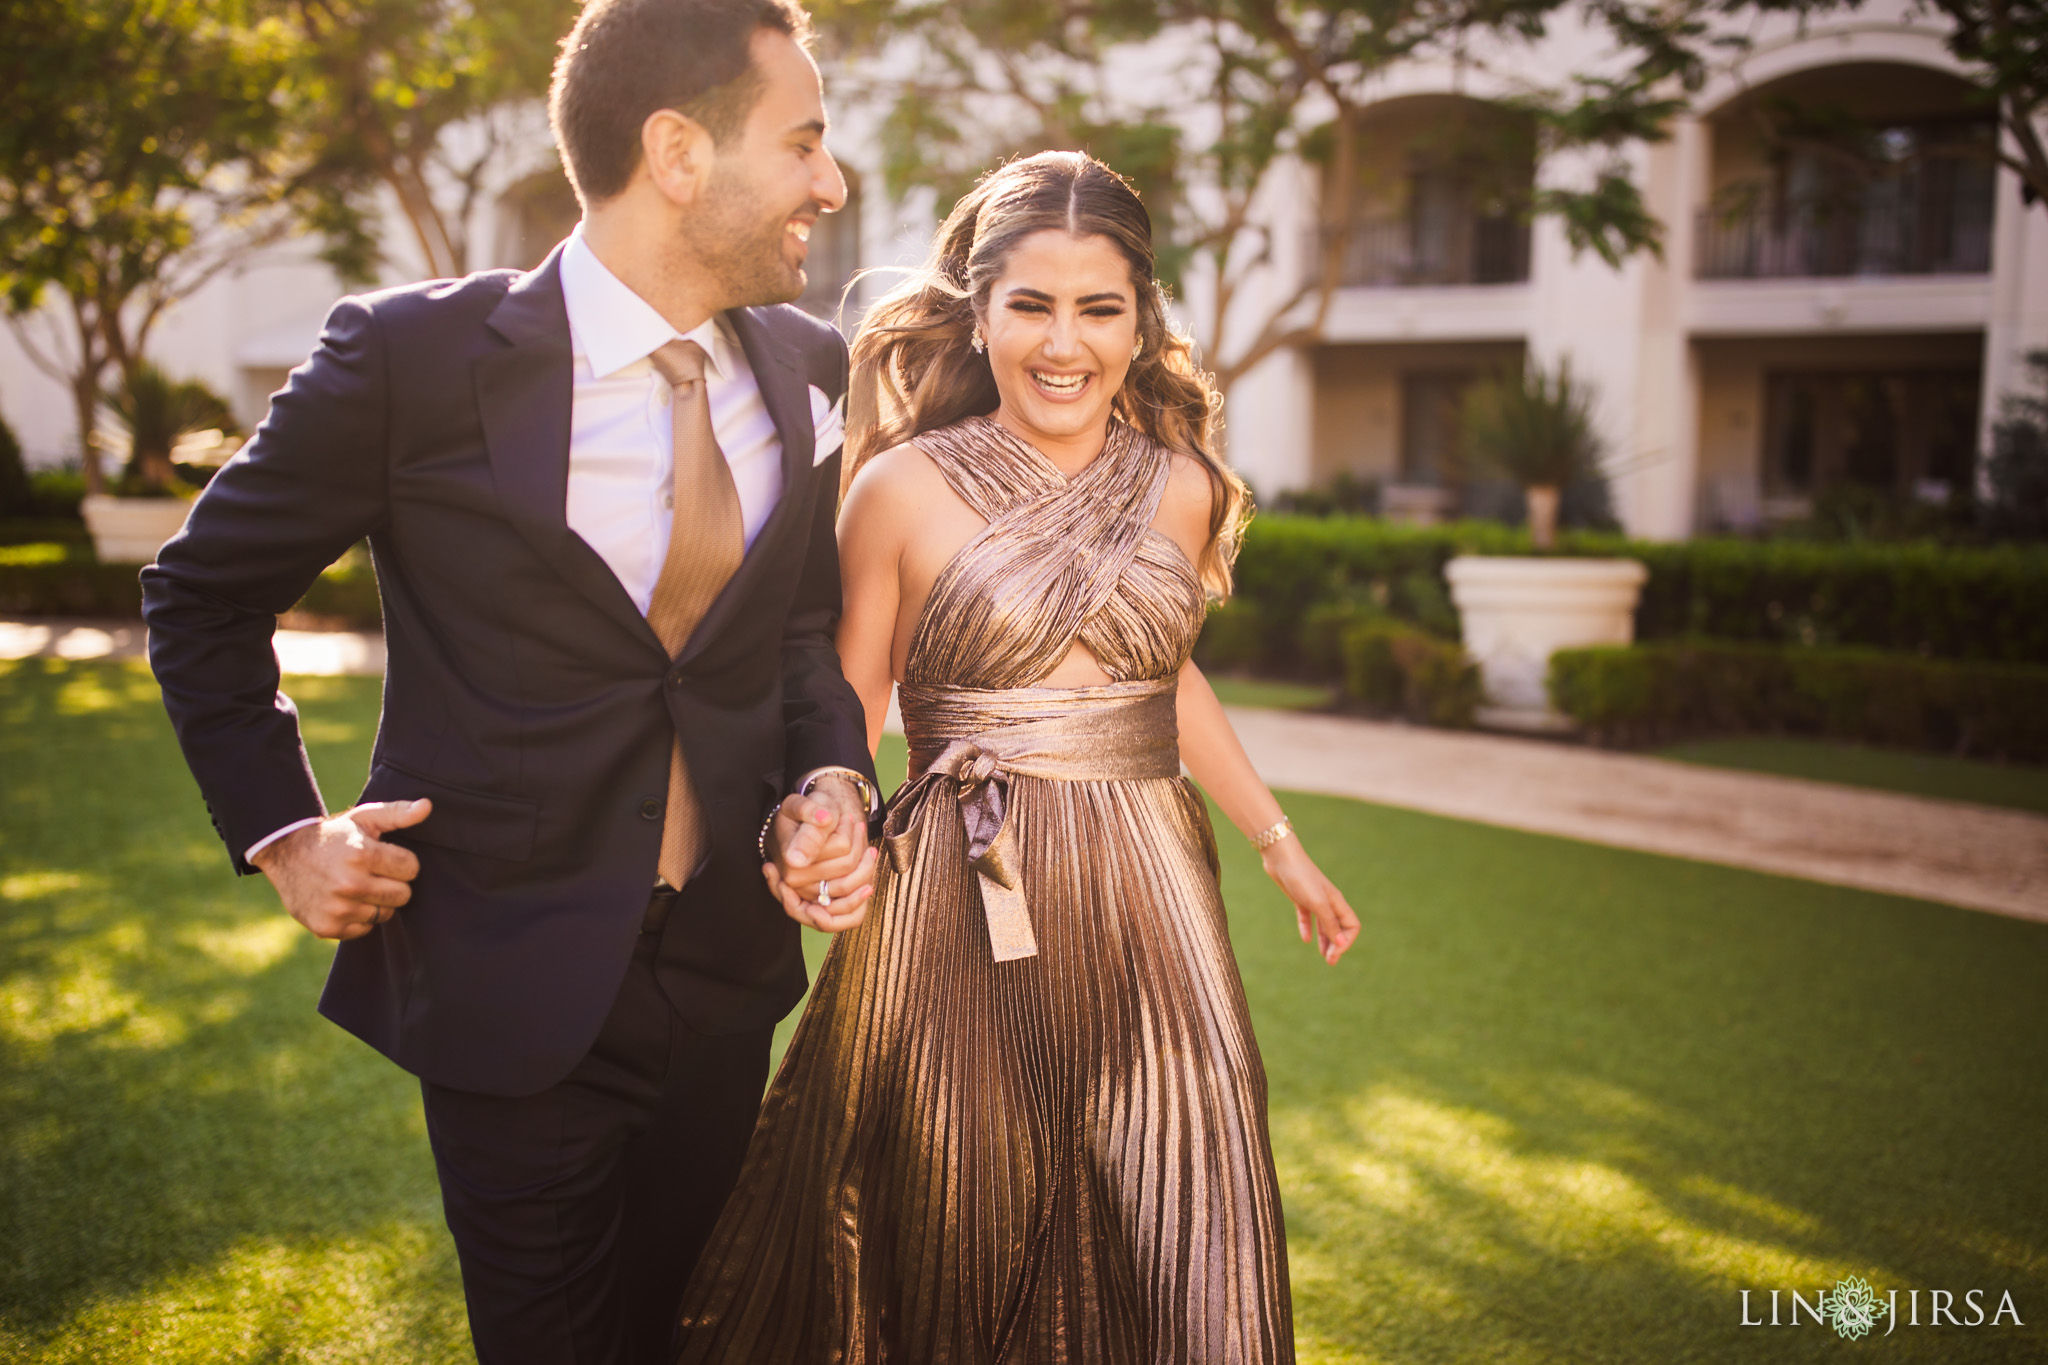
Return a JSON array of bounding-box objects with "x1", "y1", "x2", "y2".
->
[{"x1": 818, "y1": 879, "x2": 832, "y2": 910}]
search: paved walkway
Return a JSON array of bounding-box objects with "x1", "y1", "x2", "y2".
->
[
  {"x1": 7, "y1": 620, "x2": 2042, "y2": 925},
  {"x1": 1223, "y1": 707, "x2": 2048, "y2": 925},
  {"x1": 0, "y1": 617, "x2": 385, "y2": 675}
]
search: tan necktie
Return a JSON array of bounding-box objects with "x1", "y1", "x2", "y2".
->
[{"x1": 645, "y1": 338, "x2": 745, "y2": 888}]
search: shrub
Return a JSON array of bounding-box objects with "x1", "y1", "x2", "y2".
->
[
  {"x1": 289, "y1": 544, "x2": 382, "y2": 627},
  {"x1": 1624, "y1": 537, "x2": 2048, "y2": 663},
  {"x1": 1227, "y1": 517, "x2": 1529, "y2": 670},
  {"x1": 1298, "y1": 598, "x2": 1385, "y2": 678},
  {"x1": 27, "y1": 469, "x2": 87, "y2": 519},
  {"x1": 1228, "y1": 515, "x2": 2048, "y2": 671},
  {"x1": 1193, "y1": 597, "x2": 1271, "y2": 671},
  {"x1": 0, "y1": 540, "x2": 379, "y2": 627},
  {"x1": 1340, "y1": 620, "x2": 1408, "y2": 712},
  {"x1": 0, "y1": 542, "x2": 143, "y2": 616},
  {"x1": 1462, "y1": 359, "x2": 1609, "y2": 550},
  {"x1": 0, "y1": 517, "x2": 89, "y2": 547},
  {"x1": 103, "y1": 362, "x2": 238, "y2": 496},
  {"x1": 1267, "y1": 471, "x2": 1380, "y2": 517},
  {"x1": 1340, "y1": 620, "x2": 1480, "y2": 728},
  {"x1": 1548, "y1": 640, "x2": 2048, "y2": 763},
  {"x1": 0, "y1": 411, "x2": 30, "y2": 516}
]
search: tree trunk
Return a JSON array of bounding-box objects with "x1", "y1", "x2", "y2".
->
[
  {"x1": 1526, "y1": 484, "x2": 1560, "y2": 550},
  {"x1": 72, "y1": 371, "x2": 104, "y2": 496}
]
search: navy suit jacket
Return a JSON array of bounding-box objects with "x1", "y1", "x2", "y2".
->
[{"x1": 142, "y1": 246, "x2": 876, "y2": 1096}]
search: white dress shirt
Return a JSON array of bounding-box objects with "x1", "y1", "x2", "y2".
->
[
  {"x1": 247, "y1": 226, "x2": 845, "y2": 863},
  {"x1": 559, "y1": 227, "x2": 790, "y2": 611}
]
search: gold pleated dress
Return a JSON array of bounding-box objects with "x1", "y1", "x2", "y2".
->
[{"x1": 673, "y1": 416, "x2": 1294, "y2": 1364}]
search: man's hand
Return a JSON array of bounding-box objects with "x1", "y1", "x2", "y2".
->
[
  {"x1": 252, "y1": 799, "x2": 433, "y2": 941},
  {"x1": 761, "y1": 775, "x2": 876, "y2": 933}
]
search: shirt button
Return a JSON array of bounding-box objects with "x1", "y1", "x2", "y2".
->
[
  {"x1": 656, "y1": 386, "x2": 672, "y2": 407},
  {"x1": 639, "y1": 798, "x2": 663, "y2": 821},
  {"x1": 661, "y1": 490, "x2": 675, "y2": 510}
]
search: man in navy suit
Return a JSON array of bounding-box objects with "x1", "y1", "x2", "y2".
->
[{"x1": 142, "y1": 3, "x2": 878, "y2": 1360}]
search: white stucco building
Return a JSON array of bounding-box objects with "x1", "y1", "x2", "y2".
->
[
  {"x1": 1206, "y1": 4, "x2": 2048, "y2": 538},
  {"x1": 4, "y1": 1, "x2": 2042, "y2": 544}
]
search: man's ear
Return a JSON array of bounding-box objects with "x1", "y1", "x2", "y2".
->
[{"x1": 639, "y1": 108, "x2": 716, "y2": 207}]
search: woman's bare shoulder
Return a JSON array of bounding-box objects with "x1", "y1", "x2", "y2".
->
[
  {"x1": 1154, "y1": 449, "x2": 1218, "y2": 550},
  {"x1": 847, "y1": 440, "x2": 952, "y2": 501},
  {"x1": 841, "y1": 440, "x2": 950, "y2": 525}
]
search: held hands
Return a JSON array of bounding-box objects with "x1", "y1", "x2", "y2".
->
[
  {"x1": 1262, "y1": 834, "x2": 1360, "y2": 966},
  {"x1": 252, "y1": 800, "x2": 433, "y2": 941},
  {"x1": 761, "y1": 775, "x2": 877, "y2": 933}
]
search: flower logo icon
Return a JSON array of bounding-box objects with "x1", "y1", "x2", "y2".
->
[{"x1": 1819, "y1": 1276, "x2": 1888, "y2": 1340}]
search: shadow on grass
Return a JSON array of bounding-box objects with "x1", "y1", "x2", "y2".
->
[
  {"x1": 0, "y1": 661, "x2": 469, "y2": 1362},
  {"x1": 1224, "y1": 792, "x2": 2048, "y2": 1363}
]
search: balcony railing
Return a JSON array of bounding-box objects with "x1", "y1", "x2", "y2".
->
[
  {"x1": 1308, "y1": 215, "x2": 1531, "y2": 289},
  {"x1": 1694, "y1": 194, "x2": 1992, "y2": 280}
]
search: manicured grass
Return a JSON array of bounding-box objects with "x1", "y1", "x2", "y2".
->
[
  {"x1": 0, "y1": 660, "x2": 467, "y2": 1363},
  {"x1": 1656, "y1": 735, "x2": 2048, "y2": 816},
  {"x1": 1205, "y1": 673, "x2": 1337, "y2": 711},
  {"x1": 5, "y1": 659, "x2": 2045, "y2": 1362}
]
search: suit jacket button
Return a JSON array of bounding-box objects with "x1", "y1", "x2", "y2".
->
[
  {"x1": 666, "y1": 672, "x2": 685, "y2": 690},
  {"x1": 639, "y1": 798, "x2": 663, "y2": 821}
]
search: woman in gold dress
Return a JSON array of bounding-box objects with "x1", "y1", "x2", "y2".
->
[{"x1": 674, "y1": 150, "x2": 1360, "y2": 1364}]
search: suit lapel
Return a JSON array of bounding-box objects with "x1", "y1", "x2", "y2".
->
[
  {"x1": 476, "y1": 246, "x2": 667, "y2": 659},
  {"x1": 677, "y1": 306, "x2": 816, "y2": 665}
]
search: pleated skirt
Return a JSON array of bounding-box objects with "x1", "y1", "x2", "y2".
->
[{"x1": 672, "y1": 772, "x2": 1294, "y2": 1364}]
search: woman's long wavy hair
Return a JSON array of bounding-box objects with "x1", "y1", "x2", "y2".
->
[{"x1": 844, "y1": 151, "x2": 1250, "y2": 597}]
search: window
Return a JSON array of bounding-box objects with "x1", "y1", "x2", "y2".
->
[
  {"x1": 1762, "y1": 370, "x2": 1981, "y2": 499},
  {"x1": 1400, "y1": 372, "x2": 1476, "y2": 485}
]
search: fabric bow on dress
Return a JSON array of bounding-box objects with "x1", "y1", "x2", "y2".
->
[
  {"x1": 885, "y1": 679, "x2": 1184, "y2": 963},
  {"x1": 886, "y1": 737, "x2": 1036, "y2": 960}
]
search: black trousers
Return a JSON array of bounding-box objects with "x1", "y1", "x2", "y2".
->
[{"x1": 421, "y1": 903, "x2": 772, "y2": 1365}]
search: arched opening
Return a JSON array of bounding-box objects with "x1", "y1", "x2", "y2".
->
[
  {"x1": 1319, "y1": 95, "x2": 1535, "y2": 289},
  {"x1": 1697, "y1": 62, "x2": 1996, "y2": 280}
]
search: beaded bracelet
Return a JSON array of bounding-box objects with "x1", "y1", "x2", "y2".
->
[{"x1": 1250, "y1": 815, "x2": 1294, "y2": 851}]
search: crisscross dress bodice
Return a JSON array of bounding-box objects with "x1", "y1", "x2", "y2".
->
[
  {"x1": 674, "y1": 417, "x2": 1294, "y2": 1365},
  {"x1": 905, "y1": 416, "x2": 1203, "y2": 688}
]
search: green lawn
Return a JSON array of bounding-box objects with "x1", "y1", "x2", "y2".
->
[
  {"x1": 1204, "y1": 673, "x2": 1337, "y2": 712},
  {"x1": 4, "y1": 660, "x2": 2045, "y2": 1363},
  {"x1": 1656, "y1": 735, "x2": 2048, "y2": 816}
]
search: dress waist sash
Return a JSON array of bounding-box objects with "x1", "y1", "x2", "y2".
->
[{"x1": 887, "y1": 680, "x2": 1181, "y2": 962}]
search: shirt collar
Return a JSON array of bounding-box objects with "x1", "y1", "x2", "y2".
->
[{"x1": 559, "y1": 225, "x2": 734, "y2": 383}]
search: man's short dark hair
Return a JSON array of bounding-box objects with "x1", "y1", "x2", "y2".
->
[{"x1": 549, "y1": 0, "x2": 811, "y2": 206}]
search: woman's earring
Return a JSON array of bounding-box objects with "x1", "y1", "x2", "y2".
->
[
  {"x1": 970, "y1": 326, "x2": 986, "y2": 354},
  {"x1": 1131, "y1": 338, "x2": 1144, "y2": 362}
]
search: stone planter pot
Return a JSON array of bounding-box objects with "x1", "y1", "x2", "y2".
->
[
  {"x1": 1444, "y1": 555, "x2": 1648, "y2": 731},
  {"x1": 81, "y1": 493, "x2": 194, "y2": 565}
]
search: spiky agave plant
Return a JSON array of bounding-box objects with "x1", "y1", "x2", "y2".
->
[
  {"x1": 1462, "y1": 359, "x2": 1602, "y2": 549},
  {"x1": 102, "y1": 362, "x2": 236, "y2": 496}
]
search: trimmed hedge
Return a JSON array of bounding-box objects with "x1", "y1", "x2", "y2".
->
[
  {"x1": 1227, "y1": 518, "x2": 1542, "y2": 664},
  {"x1": 0, "y1": 542, "x2": 144, "y2": 616},
  {"x1": 1625, "y1": 537, "x2": 2048, "y2": 663},
  {"x1": 1224, "y1": 515, "x2": 2048, "y2": 668},
  {"x1": 0, "y1": 541, "x2": 380, "y2": 628},
  {"x1": 1549, "y1": 640, "x2": 2048, "y2": 763},
  {"x1": 0, "y1": 517, "x2": 91, "y2": 547},
  {"x1": 289, "y1": 546, "x2": 381, "y2": 627},
  {"x1": 1340, "y1": 620, "x2": 1480, "y2": 727}
]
